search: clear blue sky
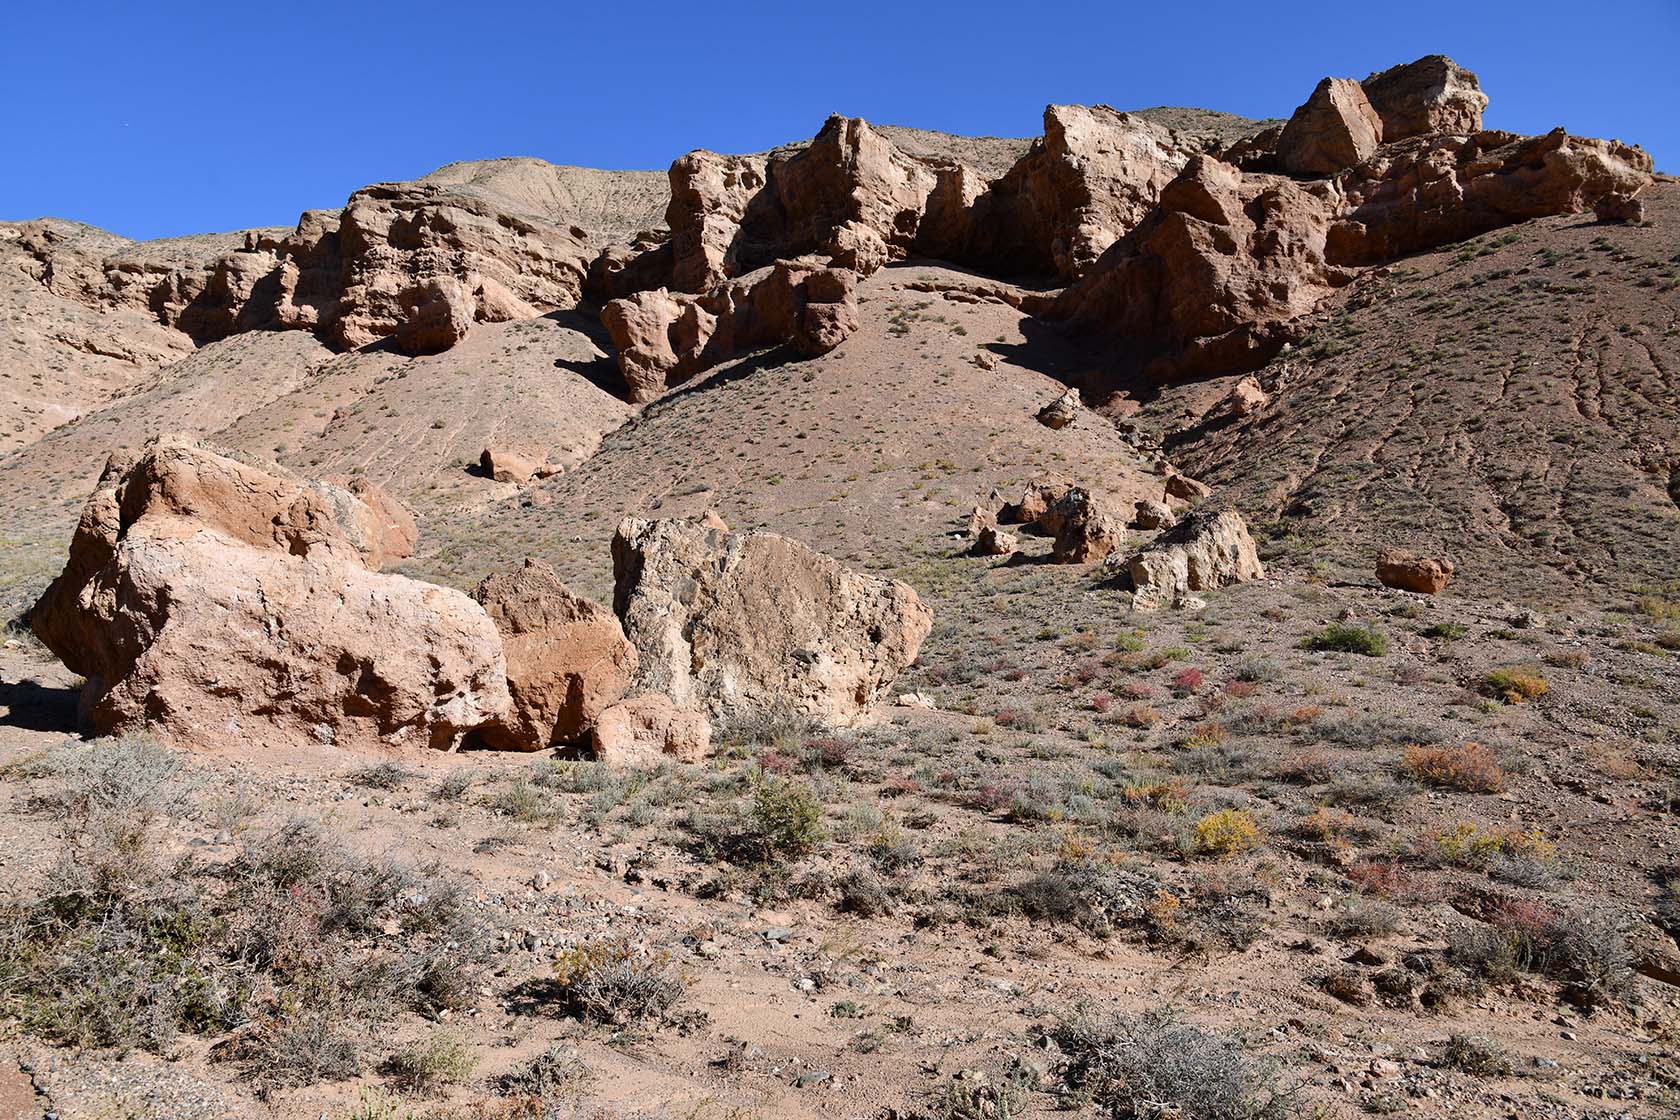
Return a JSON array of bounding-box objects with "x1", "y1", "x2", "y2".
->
[{"x1": 4, "y1": 1, "x2": 1675, "y2": 240}]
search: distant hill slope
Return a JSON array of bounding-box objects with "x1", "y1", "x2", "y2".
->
[{"x1": 415, "y1": 158, "x2": 670, "y2": 245}]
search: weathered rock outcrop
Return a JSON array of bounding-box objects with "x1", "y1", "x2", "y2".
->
[
  {"x1": 18, "y1": 180, "x2": 598, "y2": 357},
  {"x1": 1052, "y1": 127, "x2": 1652, "y2": 382},
  {"x1": 602, "y1": 258, "x2": 858, "y2": 402},
  {"x1": 315, "y1": 475, "x2": 418, "y2": 571},
  {"x1": 600, "y1": 115, "x2": 938, "y2": 303},
  {"x1": 1376, "y1": 549, "x2": 1454, "y2": 594},
  {"x1": 1326, "y1": 129, "x2": 1654, "y2": 265},
  {"x1": 473, "y1": 560, "x2": 637, "y2": 749},
  {"x1": 1361, "y1": 55, "x2": 1487, "y2": 140},
  {"x1": 999, "y1": 480, "x2": 1072, "y2": 527},
  {"x1": 921, "y1": 105, "x2": 1211, "y2": 279},
  {"x1": 1277, "y1": 77, "x2": 1384, "y2": 177},
  {"x1": 1127, "y1": 508, "x2": 1264, "y2": 609},
  {"x1": 30, "y1": 439, "x2": 512, "y2": 749},
  {"x1": 611, "y1": 515, "x2": 932, "y2": 723},
  {"x1": 1049, "y1": 155, "x2": 1346, "y2": 380}
]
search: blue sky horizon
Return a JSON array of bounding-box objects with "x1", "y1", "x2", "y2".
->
[{"x1": 4, "y1": 1, "x2": 1675, "y2": 241}]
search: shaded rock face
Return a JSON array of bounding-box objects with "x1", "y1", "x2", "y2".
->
[
  {"x1": 602, "y1": 258, "x2": 858, "y2": 402},
  {"x1": 1128, "y1": 508, "x2": 1263, "y2": 609},
  {"x1": 1376, "y1": 549, "x2": 1454, "y2": 594},
  {"x1": 1049, "y1": 156, "x2": 1346, "y2": 381},
  {"x1": 473, "y1": 560, "x2": 637, "y2": 749},
  {"x1": 1361, "y1": 55, "x2": 1487, "y2": 140},
  {"x1": 1277, "y1": 77, "x2": 1384, "y2": 177},
  {"x1": 611, "y1": 516, "x2": 932, "y2": 724},
  {"x1": 1000, "y1": 480, "x2": 1073, "y2": 526},
  {"x1": 1052, "y1": 129, "x2": 1652, "y2": 382},
  {"x1": 592, "y1": 694, "x2": 712, "y2": 768},
  {"x1": 30, "y1": 440, "x2": 511, "y2": 750}
]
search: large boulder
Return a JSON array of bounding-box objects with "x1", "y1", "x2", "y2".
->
[
  {"x1": 591, "y1": 694, "x2": 713, "y2": 768},
  {"x1": 1277, "y1": 77, "x2": 1384, "y2": 177},
  {"x1": 1361, "y1": 55, "x2": 1487, "y2": 140},
  {"x1": 1047, "y1": 488, "x2": 1125, "y2": 564},
  {"x1": 317, "y1": 475, "x2": 418, "y2": 571},
  {"x1": 611, "y1": 516, "x2": 932, "y2": 724},
  {"x1": 1127, "y1": 508, "x2": 1264, "y2": 609},
  {"x1": 30, "y1": 440, "x2": 511, "y2": 750},
  {"x1": 1036, "y1": 387, "x2": 1082, "y2": 429},
  {"x1": 480, "y1": 446, "x2": 541, "y2": 485},
  {"x1": 473, "y1": 560, "x2": 638, "y2": 749},
  {"x1": 1375, "y1": 549, "x2": 1454, "y2": 595}
]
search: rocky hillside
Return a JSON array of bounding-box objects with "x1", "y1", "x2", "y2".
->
[{"x1": 2, "y1": 51, "x2": 1679, "y2": 1120}]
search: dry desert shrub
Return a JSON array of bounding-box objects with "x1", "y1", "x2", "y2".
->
[
  {"x1": 1051, "y1": 1009, "x2": 1294, "y2": 1119},
  {"x1": 550, "y1": 938, "x2": 686, "y2": 1025},
  {"x1": 0, "y1": 740, "x2": 489, "y2": 1087},
  {"x1": 382, "y1": 1030, "x2": 478, "y2": 1096},
  {"x1": 1448, "y1": 901, "x2": 1632, "y2": 1009},
  {"x1": 1402, "y1": 741, "x2": 1506, "y2": 792},
  {"x1": 1480, "y1": 665, "x2": 1549, "y2": 703},
  {"x1": 1302, "y1": 622, "x2": 1389, "y2": 656}
]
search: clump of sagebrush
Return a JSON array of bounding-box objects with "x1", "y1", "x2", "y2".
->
[
  {"x1": 382, "y1": 1030, "x2": 478, "y2": 1096},
  {"x1": 0, "y1": 735, "x2": 238, "y2": 1055},
  {"x1": 0, "y1": 739, "x2": 490, "y2": 1088},
  {"x1": 1447, "y1": 902, "x2": 1633, "y2": 1010},
  {"x1": 495, "y1": 1044, "x2": 591, "y2": 1102},
  {"x1": 1051, "y1": 1009, "x2": 1294, "y2": 1119},
  {"x1": 691, "y1": 773, "x2": 826, "y2": 866},
  {"x1": 347, "y1": 761, "x2": 416, "y2": 791}
]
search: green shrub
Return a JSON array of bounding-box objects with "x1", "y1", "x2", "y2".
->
[
  {"x1": 1302, "y1": 623, "x2": 1389, "y2": 656},
  {"x1": 747, "y1": 776, "x2": 826, "y2": 862},
  {"x1": 1193, "y1": 809, "x2": 1261, "y2": 858}
]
